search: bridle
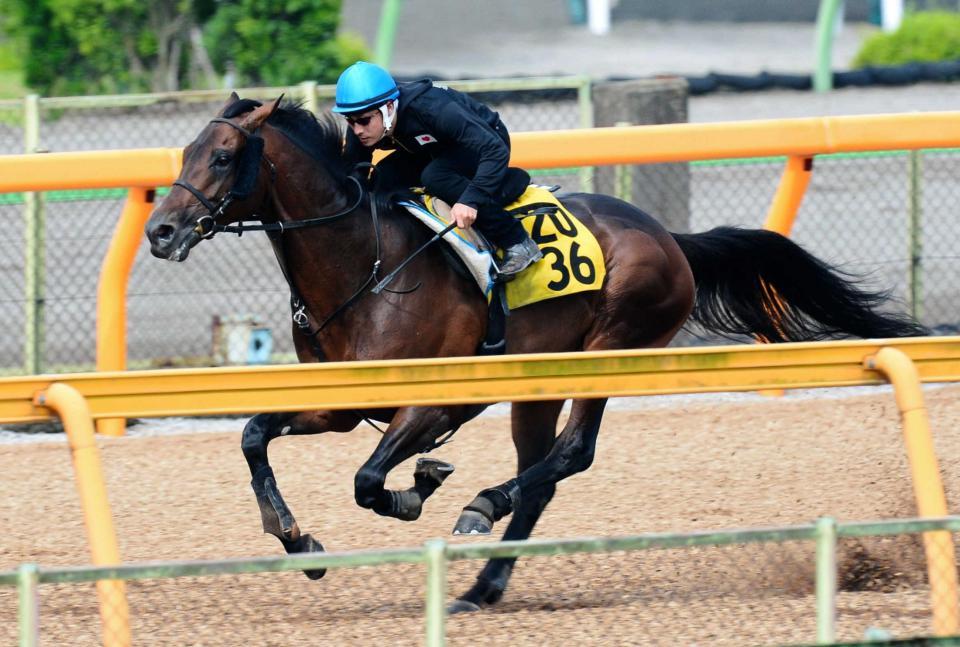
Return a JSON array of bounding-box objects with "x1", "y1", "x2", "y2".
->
[
  {"x1": 169, "y1": 113, "x2": 414, "y2": 353},
  {"x1": 172, "y1": 116, "x2": 366, "y2": 239},
  {"x1": 172, "y1": 117, "x2": 275, "y2": 239}
]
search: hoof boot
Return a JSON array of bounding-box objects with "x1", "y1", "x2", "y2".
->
[
  {"x1": 452, "y1": 509, "x2": 493, "y2": 536},
  {"x1": 283, "y1": 533, "x2": 327, "y2": 580}
]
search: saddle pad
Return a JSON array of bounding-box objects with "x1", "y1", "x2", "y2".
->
[
  {"x1": 397, "y1": 196, "x2": 497, "y2": 298},
  {"x1": 398, "y1": 185, "x2": 606, "y2": 309}
]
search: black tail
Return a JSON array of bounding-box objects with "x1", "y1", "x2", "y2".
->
[{"x1": 672, "y1": 227, "x2": 927, "y2": 342}]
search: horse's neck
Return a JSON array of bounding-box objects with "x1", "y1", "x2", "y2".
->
[{"x1": 269, "y1": 173, "x2": 431, "y2": 356}]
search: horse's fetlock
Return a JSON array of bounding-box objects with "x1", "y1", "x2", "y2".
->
[{"x1": 480, "y1": 479, "x2": 521, "y2": 519}]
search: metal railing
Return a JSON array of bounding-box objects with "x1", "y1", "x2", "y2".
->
[
  {"x1": 4, "y1": 516, "x2": 959, "y2": 646},
  {"x1": 4, "y1": 336, "x2": 960, "y2": 645}
]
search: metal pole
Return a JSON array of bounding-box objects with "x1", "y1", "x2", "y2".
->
[
  {"x1": 908, "y1": 150, "x2": 923, "y2": 322},
  {"x1": 577, "y1": 76, "x2": 595, "y2": 193},
  {"x1": 424, "y1": 539, "x2": 447, "y2": 647},
  {"x1": 34, "y1": 383, "x2": 130, "y2": 646},
  {"x1": 96, "y1": 188, "x2": 155, "y2": 436},
  {"x1": 764, "y1": 156, "x2": 814, "y2": 235},
  {"x1": 22, "y1": 94, "x2": 44, "y2": 374},
  {"x1": 613, "y1": 121, "x2": 632, "y2": 202},
  {"x1": 813, "y1": 0, "x2": 844, "y2": 92},
  {"x1": 374, "y1": 0, "x2": 403, "y2": 69},
  {"x1": 815, "y1": 516, "x2": 837, "y2": 644},
  {"x1": 587, "y1": 0, "x2": 611, "y2": 35},
  {"x1": 18, "y1": 563, "x2": 39, "y2": 647},
  {"x1": 865, "y1": 348, "x2": 960, "y2": 636},
  {"x1": 299, "y1": 80, "x2": 319, "y2": 117}
]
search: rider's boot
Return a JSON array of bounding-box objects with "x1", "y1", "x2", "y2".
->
[{"x1": 497, "y1": 234, "x2": 542, "y2": 280}]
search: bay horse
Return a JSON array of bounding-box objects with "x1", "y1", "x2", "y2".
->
[{"x1": 144, "y1": 94, "x2": 925, "y2": 612}]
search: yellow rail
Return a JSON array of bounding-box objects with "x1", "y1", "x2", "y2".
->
[
  {"x1": 0, "y1": 110, "x2": 953, "y2": 414},
  {"x1": 3, "y1": 336, "x2": 959, "y2": 423},
  {"x1": 0, "y1": 112, "x2": 959, "y2": 191}
]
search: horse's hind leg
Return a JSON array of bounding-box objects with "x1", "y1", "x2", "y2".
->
[
  {"x1": 450, "y1": 399, "x2": 562, "y2": 613},
  {"x1": 454, "y1": 397, "x2": 607, "y2": 537},
  {"x1": 242, "y1": 409, "x2": 361, "y2": 579}
]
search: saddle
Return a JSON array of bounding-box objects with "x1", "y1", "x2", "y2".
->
[
  {"x1": 398, "y1": 185, "x2": 606, "y2": 307},
  {"x1": 397, "y1": 184, "x2": 607, "y2": 355}
]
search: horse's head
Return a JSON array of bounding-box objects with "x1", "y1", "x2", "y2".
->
[{"x1": 146, "y1": 92, "x2": 282, "y2": 261}]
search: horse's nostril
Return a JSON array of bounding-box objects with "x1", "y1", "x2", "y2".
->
[{"x1": 153, "y1": 224, "x2": 174, "y2": 243}]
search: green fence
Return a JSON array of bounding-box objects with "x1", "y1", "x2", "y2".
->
[
  {"x1": 3, "y1": 516, "x2": 960, "y2": 646},
  {"x1": 1, "y1": 79, "x2": 959, "y2": 373}
]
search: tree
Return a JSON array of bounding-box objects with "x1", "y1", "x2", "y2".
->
[
  {"x1": 0, "y1": 0, "x2": 366, "y2": 95},
  {"x1": 203, "y1": 0, "x2": 368, "y2": 87}
]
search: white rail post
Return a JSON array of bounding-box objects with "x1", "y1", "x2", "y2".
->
[
  {"x1": 587, "y1": 0, "x2": 611, "y2": 35},
  {"x1": 424, "y1": 539, "x2": 447, "y2": 647}
]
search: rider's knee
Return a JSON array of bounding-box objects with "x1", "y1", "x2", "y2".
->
[{"x1": 354, "y1": 467, "x2": 384, "y2": 509}]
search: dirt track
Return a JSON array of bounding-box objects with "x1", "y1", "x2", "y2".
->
[{"x1": 2, "y1": 385, "x2": 960, "y2": 645}]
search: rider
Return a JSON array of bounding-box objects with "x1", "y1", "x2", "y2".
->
[{"x1": 334, "y1": 61, "x2": 543, "y2": 280}]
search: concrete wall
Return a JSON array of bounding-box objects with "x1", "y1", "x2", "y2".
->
[{"x1": 591, "y1": 78, "x2": 690, "y2": 233}]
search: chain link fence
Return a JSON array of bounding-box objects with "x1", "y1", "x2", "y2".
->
[
  {"x1": 0, "y1": 83, "x2": 957, "y2": 373},
  {"x1": 2, "y1": 519, "x2": 959, "y2": 645}
]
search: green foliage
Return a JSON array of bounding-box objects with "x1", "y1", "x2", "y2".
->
[
  {"x1": 0, "y1": 0, "x2": 167, "y2": 95},
  {"x1": 0, "y1": 70, "x2": 26, "y2": 99},
  {"x1": 854, "y1": 10, "x2": 960, "y2": 67},
  {"x1": 203, "y1": 0, "x2": 370, "y2": 86},
  {"x1": 0, "y1": 0, "x2": 368, "y2": 96}
]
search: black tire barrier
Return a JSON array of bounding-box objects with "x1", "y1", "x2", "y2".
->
[
  {"x1": 397, "y1": 58, "x2": 960, "y2": 104},
  {"x1": 686, "y1": 58, "x2": 960, "y2": 95}
]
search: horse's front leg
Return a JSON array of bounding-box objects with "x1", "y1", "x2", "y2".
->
[
  {"x1": 242, "y1": 409, "x2": 361, "y2": 579},
  {"x1": 354, "y1": 405, "x2": 475, "y2": 521}
]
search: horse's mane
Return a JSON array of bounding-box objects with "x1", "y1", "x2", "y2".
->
[{"x1": 224, "y1": 97, "x2": 353, "y2": 185}]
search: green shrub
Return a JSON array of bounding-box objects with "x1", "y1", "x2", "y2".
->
[{"x1": 854, "y1": 11, "x2": 960, "y2": 67}]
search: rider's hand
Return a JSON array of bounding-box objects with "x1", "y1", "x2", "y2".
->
[{"x1": 450, "y1": 203, "x2": 477, "y2": 229}]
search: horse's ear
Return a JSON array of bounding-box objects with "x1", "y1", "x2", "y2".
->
[
  {"x1": 240, "y1": 95, "x2": 283, "y2": 131},
  {"x1": 219, "y1": 91, "x2": 241, "y2": 116}
]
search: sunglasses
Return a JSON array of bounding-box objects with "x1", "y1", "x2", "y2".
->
[{"x1": 345, "y1": 112, "x2": 377, "y2": 127}]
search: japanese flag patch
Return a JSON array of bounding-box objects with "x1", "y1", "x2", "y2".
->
[{"x1": 415, "y1": 133, "x2": 437, "y2": 145}]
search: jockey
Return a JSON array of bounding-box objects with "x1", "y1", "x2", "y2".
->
[{"x1": 335, "y1": 61, "x2": 543, "y2": 280}]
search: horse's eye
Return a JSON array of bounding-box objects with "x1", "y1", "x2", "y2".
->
[{"x1": 212, "y1": 154, "x2": 232, "y2": 168}]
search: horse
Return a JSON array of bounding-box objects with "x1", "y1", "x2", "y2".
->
[{"x1": 144, "y1": 94, "x2": 926, "y2": 612}]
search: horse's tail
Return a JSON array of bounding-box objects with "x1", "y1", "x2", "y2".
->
[{"x1": 671, "y1": 226, "x2": 927, "y2": 342}]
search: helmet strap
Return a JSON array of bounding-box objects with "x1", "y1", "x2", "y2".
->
[{"x1": 380, "y1": 100, "x2": 396, "y2": 134}]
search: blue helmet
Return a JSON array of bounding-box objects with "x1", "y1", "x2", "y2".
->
[{"x1": 333, "y1": 61, "x2": 400, "y2": 114}]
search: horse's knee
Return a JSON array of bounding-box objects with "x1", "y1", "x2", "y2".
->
[
  {"x1": 354, "y1": 468, "x2": 385, "y2": 509},
  {"x1": 241, "y1": 414, "x2": 275, "y2": 459}
]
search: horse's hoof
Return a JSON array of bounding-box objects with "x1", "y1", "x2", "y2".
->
[
  {"x1": 452, "y1": 509, "x2": 493, "y2": 536},
  {"x1": 447, "y1": 598, "x2": 482, "y2": 614},
  {"x1": 283, "y1": 533, "x2": 327, "y2": 580},
  {"x1": 414, "y1": 458, "x2": 455, "y2": 486}
]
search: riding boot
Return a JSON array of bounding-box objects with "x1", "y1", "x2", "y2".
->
[{"x1": 497, "y1": 235, "x2": 543, "y2": 280}]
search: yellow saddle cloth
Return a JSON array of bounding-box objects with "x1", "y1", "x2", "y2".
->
[
  {"x1": 500, "y1": 186, "x2": 606, "y2": 309},
  {"x1": 413, "y1": 185, "x2": 606, "y2": 310}
]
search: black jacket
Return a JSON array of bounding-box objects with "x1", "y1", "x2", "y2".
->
[{"x1": 343, "y1": 79, "x2": 510, "y2": 210}]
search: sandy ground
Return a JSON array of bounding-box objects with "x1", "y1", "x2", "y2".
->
[{"x1": 2, "y1": 385, "x2": 960, "y2": 645}]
